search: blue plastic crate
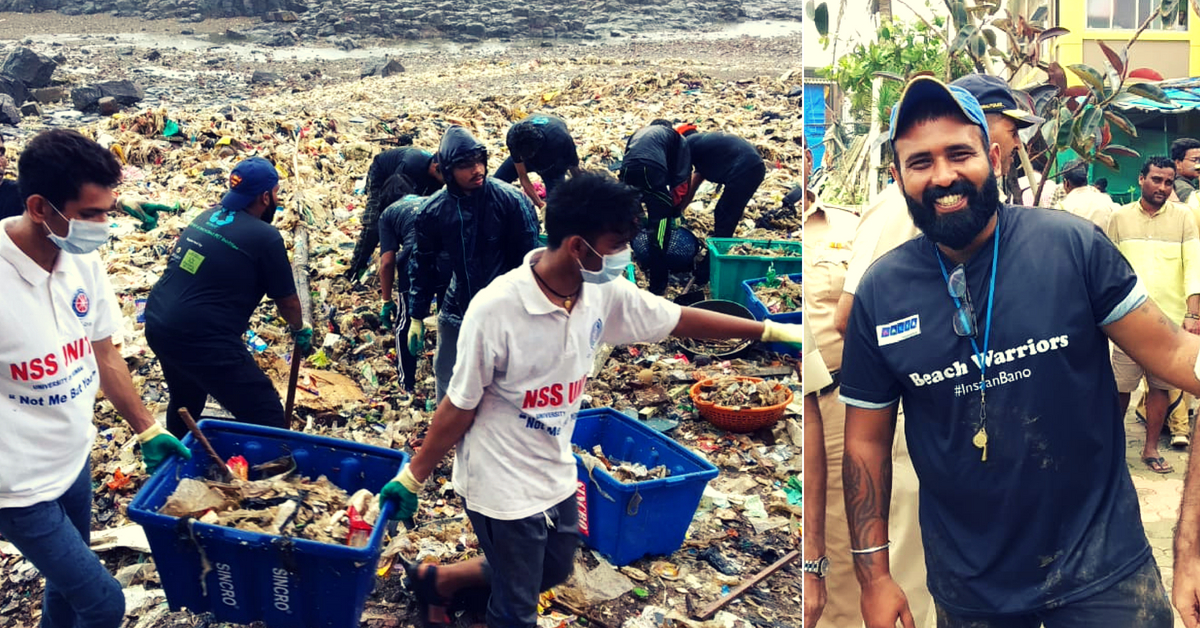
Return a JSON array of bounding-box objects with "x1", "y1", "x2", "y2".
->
[
  {"x1": 127, "y1": 420, "x2": 406, "y2": 628},
  {"x1": 742, "y1": 274, "x2": 803, "y2": 357},
  {"x1": 571, "y1": 408, "x2": 719, "y2": 566}
]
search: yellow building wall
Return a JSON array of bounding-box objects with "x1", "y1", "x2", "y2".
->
[{"x1": 1055, "y1": 2, "x2": 1200, "y2": 80}]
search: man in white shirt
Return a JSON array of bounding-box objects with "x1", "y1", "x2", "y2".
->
[
  {"x1": 1057, "y1": 159, "x2": 1117, "y2": 232},
  {"x1": 380, "y1": 171, "x2": 801, "y2": 627},
  {"x1": 0, "y1": 129, "x2": 189, "y2": 628}
]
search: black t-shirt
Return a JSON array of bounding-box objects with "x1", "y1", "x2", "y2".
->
[
  {"x1": 145, "y1": 207, "x2": 296, "y2": 345},
  {"x1": 841, "y1": 206, "x2": 1150, "y2": 614},
  {"x1": 623, "y1": 125, "x2": 692, "y2": 187},
  {"x1": 370, "y1": 147, "x2": 441, "y2": 197},
  {"x1": 378, "y1": 195, "x2": 425, "y2": 295},
  {"x1": 506, "y1": 114, "x2": 579, "y2": 175},
  {"x1": 0, "y1": 179, "x2": 22, "y2": 220},
  {"x1": 685, "y1": 132, "x2": 762, "y2": 183}
]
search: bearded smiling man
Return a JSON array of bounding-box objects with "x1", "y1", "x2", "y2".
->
[{"x1": 838, "y1": 76, "x2": 1200, "y2": 628}]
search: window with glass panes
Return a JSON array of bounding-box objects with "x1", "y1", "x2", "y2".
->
[{"x1": 1087, "y1": 0, "x2": 1186, "y2": 30}]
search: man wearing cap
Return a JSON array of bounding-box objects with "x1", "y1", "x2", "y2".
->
[
  {"x1": 408, "y1": 126, "x2": 539, "y2": 404},
  {"x1": 1107, "y1": 157, "x2": 1200, "y2": 468},
  {"x1": 495, "y1": 113, "x2": 582, "y2": 209},
  {"x1": 347, "y1": 146, "x2": 444, "y2": 279},
  {"x1": 145, "y1": 157, "x2": 314, "y2": 438},
  {"x1": 840, "y1": 76, "x2": 1200, "y2": 627},
  {"x1": 1, "y1": 129, "x2": 191, "y2": 628}
]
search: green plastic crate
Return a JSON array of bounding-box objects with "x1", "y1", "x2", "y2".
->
[{"x1": 706, "y1": 238, "x2": 803, "y2": 304}]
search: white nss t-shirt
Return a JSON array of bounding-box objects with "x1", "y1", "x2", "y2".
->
[
  {"x1": 446, "y1": 248, "x2": 682, "y2": 520},
  {"x1": 0, "y1": 217, "x2": 121, "y2": 508}
]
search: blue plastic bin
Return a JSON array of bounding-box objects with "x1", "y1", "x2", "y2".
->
[
  {"x1": 571, "y1": 408, "x2": 719, "y2": 566},
  {"x1": 743, "y1": 274, "x2": 803, "y2": 357},
  {"x1": 127, "y1": 420, "x2": 406, "y2": 628}
]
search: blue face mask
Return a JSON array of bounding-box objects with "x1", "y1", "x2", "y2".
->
[
  {"x1": 44, "y1": 201, "x2": 110, "y2": 255},
  {"x1": 579, "y1": 240, "x2": 631, "y2": 284}
]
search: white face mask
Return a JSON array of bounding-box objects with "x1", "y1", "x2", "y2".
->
[
  {"x1": 579, "y1": 239, "x2": 631, "y2": 284},
  {"x1": 44, "y1": 201, "x2": 110, "y2": 255}
]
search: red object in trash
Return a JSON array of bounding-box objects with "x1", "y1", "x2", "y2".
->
[
  {"x1": 227, "y1": 455, "x2": 249, "y2": 481},
  {"x1": 346, "y1": 506, "x2": 374, "y2": 547}
]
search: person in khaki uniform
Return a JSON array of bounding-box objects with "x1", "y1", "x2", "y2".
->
[
  {"x1": 804, "y1": 314, "x2": 834, "y2": 627},
  {"x1": 802, "y1": 144, "x2": 876, "y2": 628},
  {"x1": 1107, "y1": 156, "x2": 1200, "y2": 472}
]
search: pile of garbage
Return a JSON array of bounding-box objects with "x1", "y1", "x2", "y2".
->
[
  {"x1": 694, "y1": 376, "x2": 791, "y2": 409},
  {"x1": 725, "y1": 242, "x2": 793, "y2": 257},
  {"x1": 0, "y1": 53, "x2": 801, "y2": 628},
  {"x1": 574, "y1": 444, "x2": 671, "y2": 484},
  {"x1": 159, "y1": 455, "x2": 381, "y2": 545},
  {"x1": 751, "y1": 274, "x2": 801, "y2": 314}
]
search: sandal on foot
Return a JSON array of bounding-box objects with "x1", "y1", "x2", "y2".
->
[
  {"x1": 404, "y1": 561, "x2": 452, "y2": 626},
  {"x1": 1143, "y1": 456, "x2": 1173, "y2": 474}
]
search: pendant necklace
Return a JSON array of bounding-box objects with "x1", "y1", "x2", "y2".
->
[
  {"x1": 934, "y1": 213, "x2": 1000, "y2": 462},
  {"x1": 531, "y1": 265, "x2": 580, "y2": 311}
]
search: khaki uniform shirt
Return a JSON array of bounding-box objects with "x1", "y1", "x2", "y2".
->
[
  {"x1": 803, "y1": 197, "x2": 857, "y2": 372},
  {"x1": 1056, "y1": 186, "x2": 1117, "y2": 233},
  {"x1": 844, "y1": 183, "x2": 921, "y2": 295}
]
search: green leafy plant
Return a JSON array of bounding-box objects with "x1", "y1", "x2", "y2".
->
[{"x1": 808, "y1": 0, "x2": 1183, "y2": 202}]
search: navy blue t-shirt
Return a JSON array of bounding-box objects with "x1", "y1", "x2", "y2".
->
[
  {"x1": 841, "y1": 205, "x2": 1150, "y2": 615},
  {"x1": 145, "y1": 207, "x2": 296, "y2": 346},
  {"x1": 506, "y1": 114, "x2": 579, "y2": 175}
]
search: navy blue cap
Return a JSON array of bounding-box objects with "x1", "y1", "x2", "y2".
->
[
  {"x1": 221, "y1": 157, "x2": 279, "y2": 211},
  {"x1": 889, "y1": 76, "x2": 990, "y2": 144},
  {"x1": 951, "y1": 74, "x2": 1045, "y2": 128}
]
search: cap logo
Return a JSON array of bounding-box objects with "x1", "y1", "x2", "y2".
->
[
  {"x1": 978, "y1": 102, "x2": 1005, "y2": 111},
  {"x1": 230, "y1": 173, "x2": 243, "y2": 188}
]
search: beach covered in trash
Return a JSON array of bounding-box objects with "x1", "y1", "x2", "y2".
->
[{"x1": 0, "y1": 30, "x2": 801, "y2": 628}]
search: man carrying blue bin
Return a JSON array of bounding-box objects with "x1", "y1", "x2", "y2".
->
[
  {"x1": 0, "y1": 129, "x2": 190, "y2": 628},
  {"x1": 380, "y1": 171, "x2": 802, "y2": 627}
]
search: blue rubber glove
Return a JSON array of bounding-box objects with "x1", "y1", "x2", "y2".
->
[
  {"x1": 380, "y1": 301, "x2": 397, "y2": 332},
  {"x1": 379, "y1": 466, "x2": 422, "y2": 521},
  {"x1": 291, "y1": 325, "x2": 314, "y2": 356},
  {"x1": 137, "y1": 424, "x2": 192, "y2": 475}
]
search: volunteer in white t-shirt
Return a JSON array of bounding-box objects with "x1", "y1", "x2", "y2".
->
[
  {"x1": 0, "y1": 129, "x2": 190, "y2": 628},
  {"x1": 379, "y1": 171, "x2": 802, "y2": 627}
]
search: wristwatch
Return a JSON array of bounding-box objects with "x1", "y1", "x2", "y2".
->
[{"x1": 803, "y1": 555, "x2": 830, "y2": 579}]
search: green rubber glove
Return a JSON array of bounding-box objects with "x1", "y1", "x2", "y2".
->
[
  {"x1": 379, "y1": 466, "x2": 422, "y2": 521},
  {"x1": 407, "y1": 319, "x2": 425, "y2": 356},
  {"x1": 292, "y1": 325, "x2": 315, "y2": 356},
  {"x1": 761, "y1": 320, "x2": 802, "y2": 349},
  {"x1": 380, "y1": 301, "x2": 397, "y2": 332},
  {"x1": 137, "y1": 423, "x2": 192, "y2": 475}
]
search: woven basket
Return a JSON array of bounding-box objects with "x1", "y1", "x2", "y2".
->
[{"x1": 689, "y1": 376, "x2": 794, "y2": 433}]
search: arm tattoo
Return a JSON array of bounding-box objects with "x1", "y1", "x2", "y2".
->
[{"x1": 844, "y1": 451, "x2": 892, "y2": 577}]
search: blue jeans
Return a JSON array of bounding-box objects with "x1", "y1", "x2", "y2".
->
[{"x1": 0, "y1": 462, "x2": 125, "y2": 628}]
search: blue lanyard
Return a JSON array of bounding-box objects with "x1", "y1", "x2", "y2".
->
[{"x1": 935, "y1": 213, "x2": 1000, "y2": 389}]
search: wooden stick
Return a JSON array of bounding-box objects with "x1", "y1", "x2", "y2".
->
[
  {"x1": 177, "y1": 408, "x2": 234, "y2": 482},
  {"x1": 550, "y1": 599, "x2": 610, "y2": 628},
  {"x1": 283, "y1": 338, "x2": 302, "y2": 426},
  {"x1": 692, "y1": 549, "x2": 799, "y2": 620}
]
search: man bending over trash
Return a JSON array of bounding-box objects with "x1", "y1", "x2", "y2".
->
[
  {"x1": 380, "y1": 171, "x2": 801, "y2": 627},
  {"x1": 0, "y1": 129, "x2": 190, "y2": 628}
]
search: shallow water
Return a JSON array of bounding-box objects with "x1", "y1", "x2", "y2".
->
[{"x1": 27, "y1": 18, "x2": 800, "y2": 61}]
